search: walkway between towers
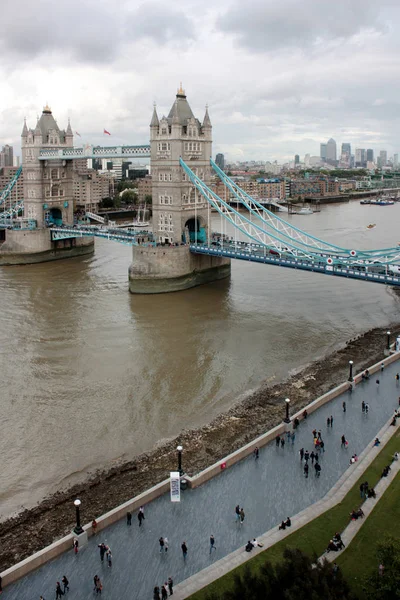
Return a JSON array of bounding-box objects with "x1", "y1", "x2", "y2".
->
[{"x1": 3, "y1": 360, "x2": 400, "y2": 600}]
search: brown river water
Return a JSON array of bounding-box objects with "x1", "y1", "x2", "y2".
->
[{"x1": 0, "y1": 201, "x2": 399, "y2": 518}]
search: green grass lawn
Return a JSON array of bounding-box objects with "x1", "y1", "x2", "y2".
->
[
  {"x1": 336, "y1": 469, "x2": 400, "y2": 597},
  {"x1": 188, "y1": 429, "x2": 400, "y2": 600}
]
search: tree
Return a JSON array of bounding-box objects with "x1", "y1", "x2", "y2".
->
[
  {"x1": 120, "y1": 189, "x2": 137, "y2": 204},
  {"x1": 206, "y1": 548, "x2": 353, "y2": 600},
  {"x1": 144, "y1": 194, "x2": 152, "y2": 204},
  {"x1": 364, "y1": 536, "x2": 400, "y2": 599}
]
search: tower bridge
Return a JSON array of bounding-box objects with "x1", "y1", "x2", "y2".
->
[{"x1": 1, "y1": 90, "x2": 400, "y2": 292}]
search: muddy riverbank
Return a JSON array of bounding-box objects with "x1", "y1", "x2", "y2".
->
[{"x1": 1, "y1": 324, "x2": 399, "y2": 571}]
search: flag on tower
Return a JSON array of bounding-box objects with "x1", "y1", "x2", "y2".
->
[
  {"x1": 75, "y1": 131, "x2": 81, "y2": 137},
  {"x1": 104, "y1": 129, "x2": 111, "y2": 136}
]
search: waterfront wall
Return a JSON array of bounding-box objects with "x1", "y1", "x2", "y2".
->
[
  {"x1": 129, "y1": 245, "x2": 231, "y2": 294},
  {"x1": 1, "y1": 350, "x2": 398, "y2": 588}
]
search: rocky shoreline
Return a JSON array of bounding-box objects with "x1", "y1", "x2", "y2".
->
[{"x1": 1, "y1": 324, "x2": 399, "y2": 572}]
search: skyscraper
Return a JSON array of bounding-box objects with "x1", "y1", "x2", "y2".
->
[
  {"x1": 320, "y1": 143, "x2": 327, "y2": 161},
  {"x1": 380, "y1": 150, "x2": 387, "y2": 167},
  {"x1": 0, "y1": 145, "x2": 13, "y2": 168},
  {"x1": 394, "y1": 154, "x2": 399, "y2": 168},
  {"x1": 355, "y1": 148, "x2": 366, "y2": 167},
  {"x1": 326, "y1": 138, "x2": 337, "y2": 163},
  {"x1": 294, "y1": 154, "x2": 300, "y2": 165},
  {"x1": 366, "y1": 149, "x2": 374, "y2": 163},
  {"x1": 341, "y1": 143, "x2": 351, "y2": 156},
  {"x1": 215, "y1": 153, "x2": 225, "y2": 170}
]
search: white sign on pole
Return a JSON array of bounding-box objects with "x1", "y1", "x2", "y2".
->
[{"x1": 170, "y1": 471, "x2": 181, "y2": 503}]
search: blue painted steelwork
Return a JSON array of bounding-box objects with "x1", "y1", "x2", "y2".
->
[
  {"x1": 210, "y1": 159, "x2": 400, "y2": 261},
  {"x1": 38, "y1": 144, "x2": 151, "y2": 161},
  {"x1": 50, "y1": 226, "x2": 155, "y2": 246},
  {"x1": 191, "y1": 243, "x2": 400, "y2": 287},
  {"x1": 0, "y1": 166, "x2": 22, "y2": 207},
  {"x1": 0, "y1": 200, "x2": 24, "y2": 221},
  {"x1": 180, "y1": 158, "x2": 400, "y2": 274}
]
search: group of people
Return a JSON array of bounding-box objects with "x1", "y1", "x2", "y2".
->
[
  {"x1": 275, "y1": 431, "x2": 296, "y2": 447},
  {"x1": 327, "y1": 532, "x2": 345, "y2": 552},
  {"x1": 235, "y1": 504, "x2": 246, "y2": 524},
  {"x1": 153, "y1": 577, "x2": 174, "y2": 599},
  {"x1": 97, "y1": 542, "x2": 112, "y2": 567},
  {"x1": 245, "y1": 538, "x2": 263, "y2": 552},
  {"x1": 359, "y1": 480, "x2": 376, "y2": 499},
  {"x1": 55, "y1": 576, "x2": 69, "y2": 598},
  {"x1": 278, "y1": 517, "x2": 291, "y2": 530},
  {"x1": 350, "y1": 507, "x2": 365, "y2": 520}
]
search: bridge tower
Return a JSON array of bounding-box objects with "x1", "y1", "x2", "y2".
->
[
  {"x1": 21, "y1": 105, "x2": 74, "y2": 227},
  {"x1": 129, "y1": 86, "x2": 230, "y2": 294}
]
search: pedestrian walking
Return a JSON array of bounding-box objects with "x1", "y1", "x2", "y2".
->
[
  {"x1": 127, "y1": 511, "x2": 132, "y2": 526},
  {"x1": 381, "y1": 363, "x2": 385, "y2": 372},
  {"x1": 168, "y1": 576, "x2": 174, "y2": 595},
  {"x1": 327, "y1": 416, "x2": 330, "y2": 427},
  {"x1": 93, "y1": 576, "x2": 99, "y2": 592},
  {"x1": 161, "y1": 584, "x2": 168, "y2": 600},
  {"x1": 396, "y1": 373, "x2": 400, "y2": 382},
  {"x1": 240, "y1": 507, "x2": 245, "y2": 524},
  {"x1": 320, "y1": 440, "x2": 325, "y2": 453},
  {"x1": 304, "y1": 450, "x2": 310, "y2": 462},
  {"x1": 95, "y1": 577, "x2": 102, "y2": 595},
  {"x1": 159, "y1": 537, "x2": 165, "y2": 553},
  {"x1": 318, "y1": 430, "x2": 322, "y2": 440},
  {"x1": 360, "y1": 483, "x2": 365, "y2": 498},
  {"x1": 376, "y1": 379, "x2": 380, "y2": 385},
  {"x1": 73, "y1": 539, "x2": 79, "y2": 554},
  {"x1": 299, "y1": 447, "x2": 304, "y2": 460},
  {"x1": 276, "y1": 435, "x2": 280, "y2": 447},
  {"x1": 181, "y1": 541, "x2": 188, "y2": 560},
  {"x1": 106, "y1": 548, "x2": 112, "y2": 567},
  {"x1": 291, "y1": 431, "x2": 295, "y2": 445},
  {"x1": 365, "y1": 403, "x2": 369, "y2": 413},
  {"x1": 315, "y1": 462, "x2": 321, "y2": 477},
  {"x1": 56, "y1": 582, "x2": 64, "y2": 598},
  {"x1": 254, "y1": 446, "x2": 259, "y2": 459},
  {"x1": 280, "y1": 437, "x2": 285, "y2": 448},
  {"x1": 209, "y1": 534, "x2": 216, "y2": 553},
  {"x1": 341, "y1": 435, "x2": 346, "y2": 447},
  {"x1": 362, "y1": 401, "x2": 365, "y2": 412},
  {"x1": 315, "y1": 452, "x2": 319, "y2": 463},
  {"x1": 310, "y1": 451, "x2": 315, "y2": 464},
  {"x1": 164, "y1": 537, "x2": 169, "y2": 552},
  {"x1": 342, "y1": 401, "x2": 346, "y2": 412},
  {"x1": 303, "y1": 409, "x2": 308, "y2": 419},
  {"x1": 153, "y1": 586, "x2": 161, "y2": 600},
  {"x1": 304, "y1": 463, "x2": 309, "y2": 478},
  {"x1": 235, "y1": 504, "x2": 240, "y2": 522},
  {"x1": 92, "y1": 519, "x2": 98, "y2": 535},
  {"x1": 138, "y1": 506, "x2": 145, "y2": 526},
  {"x1": 62, "y1": 575, "x2": 69, "y2": 593},
  {"x1": 312, "y1": 428, "x2": 317, "y2": 437},
  {"x1": 98, "y1": 543, "x2": 107, "y2": 562},
  {"x1": 330, "y1": 415, "x2": 334, "y2": 426}
]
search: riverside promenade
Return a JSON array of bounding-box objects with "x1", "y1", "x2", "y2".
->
[{"x1": 3, "y1": 360, "x2": 400, "y2": 599}]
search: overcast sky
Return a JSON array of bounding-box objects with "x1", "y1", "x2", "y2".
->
[{"x1": 1, "y1": 0, "x2": 399, "y2": 161}]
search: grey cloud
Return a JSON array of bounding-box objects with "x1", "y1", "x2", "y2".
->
[
  {"x1": 217, "y1": 0, "x2": 394, "y2": 52},
  {"x1": 0, "y1": 0, "x2": 121, "y2": 63},
  {"x1": 126, "y1": 1, "x2": 196, "y2": 44}
]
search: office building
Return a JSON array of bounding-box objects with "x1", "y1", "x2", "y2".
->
[
  {"x1": 355, "y1": 148, "x2": 366, "y2": 167},
  {"x1": 341, "y1": 143, "x2": 351, "y2": 155},
  {"x1": 380, "y1": 150, "x2": 387, "y2": 167},
  {"x1": 0, "y1": 145, "x2": 14, "y2": 168},
  {"x1": 215, "y1": 153, "x2": 225, "y2": 170},
  {"x1": 394, "y1": 154, "x2": 399, "y2": 168},
  {"x1": 326, "y1": 138, "x2": 337, "y2": 163},
  {"x1": 366, "y1": 149, "x2": 374, "y2": 163},
  {"x1": 294, "y1": 154, "x2": 300, "y2": 165},
  {"x1": 320, "y1": 143, "x2": 327, "y2": 161}
]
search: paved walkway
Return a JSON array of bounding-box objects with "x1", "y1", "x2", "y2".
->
[{"x1": 3, "y1": 361, "x2": 400, "y2": 599}]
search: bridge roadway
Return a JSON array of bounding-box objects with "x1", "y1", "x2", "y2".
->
[
  {"x1": 3, "y1": 361, "x2": 400, "y2": 599},
  {"x1": 190, "y1": 242, "x2": 400, "y2": 287}
]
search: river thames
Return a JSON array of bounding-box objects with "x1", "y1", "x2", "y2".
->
[{"x1": 0, "y1": 200, "x2": 399, "y2": 518}]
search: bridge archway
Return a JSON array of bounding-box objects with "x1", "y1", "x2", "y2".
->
[
  {"x1": 49, "y1": 207, "x2": 63, "y2": 226},
  {"x1": 185, "y1": 216, "x2": 206, "y2": 244}
]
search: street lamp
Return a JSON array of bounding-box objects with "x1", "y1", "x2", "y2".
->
[
  {"x1": 387, "y1": 331, "x2": 391, "y2": 351},
  {"x1": 177, "y1": 445, "x2": 183, "y2": 476},
  {"x1": 284, "y1": 398, "x2": 290, "y2": 424},
  {"x1": 348, "y1": 360, "x2": 354, "y2": 382},
  {"x1": 73, "y1": 499, "x2": 84, "y2": 535}
]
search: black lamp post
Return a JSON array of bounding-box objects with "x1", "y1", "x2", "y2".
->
[
  {"x1": 177, "y1": 445, "x2": 183, "y2": 476},
  {"x1": 348, "y1": 360, "x2": 354, "y2": 382},
  {"x1": 387, "y1": 331, "x2": 391, "y2": 351},
  {"x1": 284, "y1": 398, "x2": 290, "y2": 424},
  {"x1": 73, "y1": 499, "x2": 84, "y2": 535}
]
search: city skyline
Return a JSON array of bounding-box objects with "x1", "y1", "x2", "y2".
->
[{"x1": 0, "y1": 0, "x2": 400, "y2": 161}]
